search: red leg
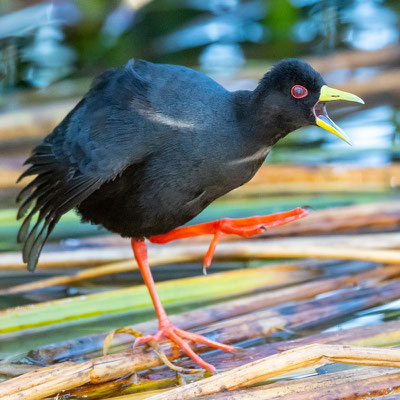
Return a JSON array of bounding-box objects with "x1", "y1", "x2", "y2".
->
[
  {"x1": 150, "y1": 207, "x2": 308, "y2": 271},
  {"x1": 131, "y1": 239, "x2": 235, "y2": 373}
]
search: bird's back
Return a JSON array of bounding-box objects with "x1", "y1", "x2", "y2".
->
[{"x1": 17, "y1": 59, "x2": 245, "y2": 270}]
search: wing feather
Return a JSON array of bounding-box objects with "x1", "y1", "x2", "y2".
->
[
  {"x1": 17, "y1": 142, "x2": 103, "y2": 271},
  {"x1": 17, "y1": 58, "x2": 160, "y2": 271}
]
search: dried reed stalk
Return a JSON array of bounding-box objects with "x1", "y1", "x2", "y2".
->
[
  {"x1": 0, "y1": 99, "x2": 78, "y2": 143},
  {"x1": 190, "y1": 366, "x2": 400, "y2": 400},
  {"x1": 62, "y1": 319, "x2": 400, "y2": 400},
  {"x1": 0, "y1": 255, "x2": 193, "y2": 294},
  {"x1": 4, "y1": 163, "x2": 400, "y2": 191},
  {"x1": 23, "y1": 264, "x2": 400, "y2": 362},
  {"x1": 150, "y1": 344, "x2": 400, "y2": 400},
  {"x1": 261, "y1": 201, "x2": 400, "y2": 237},
  {"x1": 3, "y1": 232, "x2": 400, "y2": 271},
  {"x1": 0, "y1": 346, "x2": 177, "y2": 400},
  {"x1": 4, "y1": 229, "x2": 400, "y2": 294},
  {"x1": 3, "y1": 270, "x2": 400, "y2": 399}
]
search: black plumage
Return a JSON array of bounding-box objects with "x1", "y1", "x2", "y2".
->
[{"x1": 17, "y1": 58, "x2": 326, "y2": 271}]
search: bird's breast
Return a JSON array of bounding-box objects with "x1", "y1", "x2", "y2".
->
[
  {"x1": 219, "y1": 145, "x2": 271, "y2": 188},
  {"x1": 226, "y1": 146, "x2": 271, "y2": 168}
]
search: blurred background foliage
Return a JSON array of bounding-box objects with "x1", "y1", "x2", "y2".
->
[{"x1": 1, "y1": 0, "x2": 399, "y2": 85}]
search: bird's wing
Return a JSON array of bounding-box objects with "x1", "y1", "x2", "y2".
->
[
  {"x1": 17, "y1": 61, "x2": 163, "y2": 271},
  {"x1": 16, "y1": 147, "x2": 104, "y2": 271}
]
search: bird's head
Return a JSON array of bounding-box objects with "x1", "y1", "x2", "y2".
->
[{"x1": 254, "y1": 58, "x2": 364, "y2": 144}]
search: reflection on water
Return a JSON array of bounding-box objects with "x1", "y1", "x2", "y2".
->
[
  {"x1": 342, "y1": 1, "x2": 399, "y2": 51},
  {"x1": 293, "y1": 0, "x2": 399, "y2": 52},
  {"x1": 0, "y1": 1, "x2": 79, "y2": 88},
  {"x1": 155, "y1": 0, "x2": 265, "y2": 76}
]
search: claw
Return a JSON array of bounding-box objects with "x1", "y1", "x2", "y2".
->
[
  {"x1": 135, "y1": 319, "x2": 235, "y2": 374},
  {"x1": 132, "y1": 210, "x2": 308, "y2": 375},
  {"x1": 150, "y1": 207, "x2": 309, "y2": 270}
]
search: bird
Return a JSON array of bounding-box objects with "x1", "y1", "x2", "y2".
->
[{"x1": 17, "y1": 58, "x2": 364, "y2": 373}]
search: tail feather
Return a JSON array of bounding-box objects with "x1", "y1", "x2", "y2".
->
[
  {"x1": 17, "y1": 143, "x2": 102, "y2": 271},
  {"x1": 17, "y1": 208, "x2": 36, "y2": 243},
  {"x1": 16, "y1": 174, "x2": 51, "y2": 203},
  {"x1": 17, "y1": 165, "x2": 48, "y2": 182},
  {"x1": 24, "y1": 217, "x2": 56, "y2": 271},
  {"x1": 17, "y1": 183, "x2": 54, "y2": 219}
]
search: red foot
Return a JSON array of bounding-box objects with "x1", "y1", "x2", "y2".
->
[
  {"x1": 150, "y1": 207, "x2": 308, "y2": 272},
  {"x1": 131, "y1": 240, "x2": 234, "y2": 373},
  {"x1": 135, "y1": 317, "x2": 235, "y2": 373},
  {"x1": 135, "y1": 208, "x2": 307, "y2": 371}
]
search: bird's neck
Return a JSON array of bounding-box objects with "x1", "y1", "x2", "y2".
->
[{"x1": 233, "y1": 90, "x2": 299, "y2": 147}]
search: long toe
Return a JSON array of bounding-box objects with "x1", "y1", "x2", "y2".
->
[
  {"x1": 175, "y1": 328, "x2": 236, "y2": 352},
  {"x1": 134, "y1": 333, "x2": 159, "y2": 345},
  {"x1": 167, "y1": 328, "x2": 217, "y2": 373},
  {"x1": 134, "y1": 322, "x2": 235, "y2": 373}
]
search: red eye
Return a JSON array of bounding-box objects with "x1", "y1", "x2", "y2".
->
[{"x1": 291, "y1": 85, "x2": 308, "y2": 99}]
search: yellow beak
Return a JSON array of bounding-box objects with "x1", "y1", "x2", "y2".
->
[{"x1": 314, "y1": 85, "x2": 364, "y2": 145}]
